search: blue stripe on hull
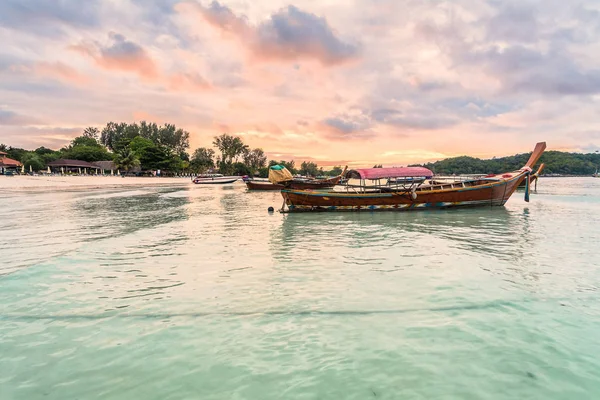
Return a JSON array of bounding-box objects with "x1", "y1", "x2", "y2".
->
[{"x1": 285, "y1": 199, "x2": 495, "y2": 212}]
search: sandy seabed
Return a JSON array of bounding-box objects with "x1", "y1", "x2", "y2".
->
[{"x1": 0, "y1": 175, "x2": 198, "y2": 191}]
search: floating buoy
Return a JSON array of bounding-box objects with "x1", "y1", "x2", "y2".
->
[{"x1": 268, "y1": 206, "x2": 274, "y2": 212}]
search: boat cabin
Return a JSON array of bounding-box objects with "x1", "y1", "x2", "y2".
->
[{"x1": 341, "y1": 166, "x2": 522, "y2": 194}]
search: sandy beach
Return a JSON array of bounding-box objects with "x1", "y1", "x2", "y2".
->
[{"x1": 0, "y1": 175, "x2": 201, "y2": 191}]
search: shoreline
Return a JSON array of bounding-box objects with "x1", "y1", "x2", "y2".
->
[{"x1": 0, "y1": 175, "x2": 203, "y2": 191}]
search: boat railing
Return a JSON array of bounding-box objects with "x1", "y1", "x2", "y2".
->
[{"x1": 339, "y1": 177, "x2": 426, "y2": 194}]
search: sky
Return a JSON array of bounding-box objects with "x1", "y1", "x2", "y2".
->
[{"x1": 1, "y1": 0, "x2": 600, "y2": 167}]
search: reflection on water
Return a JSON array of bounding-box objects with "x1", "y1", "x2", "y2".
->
[
  {"x1": 72, "y1": 188, "x2": 191, "y2": 240},
  {"x1": 1, "y1": 178, "x2": 600, "y2": 400},
  {"x1": 276, "y1": 207, "x2": 532, "y2": 263}
]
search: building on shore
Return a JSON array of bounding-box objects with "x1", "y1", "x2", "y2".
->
[
  {"x1": 0, "y1": 151, "x2": 23, "y2": 174},
  {"x1": 47, "y1": 159, "x2": 103, "y2": 174},
  {"x1": 92, "y1": 160, "x2": 116, "y2": 174}
]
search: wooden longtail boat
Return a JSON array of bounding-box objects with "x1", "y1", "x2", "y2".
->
[
  {"x1": 245, "y1": 178, "x2": 340, "y2": 191},
  {"x1": 245, "y1": 180, "x2": 285, "y2": 190},
  {"x1": 246, "y1": 167, "x2": 347, "y2": 191},
  {"x1": 280, "y1": 142, "x2": 546, "y2": 212}
]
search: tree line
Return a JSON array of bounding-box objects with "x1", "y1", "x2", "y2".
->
[
  {"x1": 3, "y1": 125, "x2": 599, "y2": 176},
  {"x1": 0, "y1": 122, "x2": 344, "y2": 177},
  {"x1": 192, "y1": 133, "x2": 343, "y2": 177}
]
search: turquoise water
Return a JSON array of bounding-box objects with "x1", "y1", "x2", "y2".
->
[{"x1": 1, "y1": 178, "x2": 600, "y2": 399}]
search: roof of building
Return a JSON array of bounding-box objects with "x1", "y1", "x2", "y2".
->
[
  {"x1": 92, "y1": 160, "x2": 116, "y2": 170},
  {"x1": 47, "y1": 159, "x2": 103, "y2": 168},
  {"x1": 0, "y1": 155, "x2": 23, "y2": 167}
]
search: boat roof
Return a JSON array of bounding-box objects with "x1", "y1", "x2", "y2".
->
[{"x1": 346, "y1": 167, "x2": 434, "y2": 180}]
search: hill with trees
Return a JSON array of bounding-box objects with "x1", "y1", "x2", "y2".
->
[{"x1": 415, "y1": 150, "x2": 600, "y2": 176}]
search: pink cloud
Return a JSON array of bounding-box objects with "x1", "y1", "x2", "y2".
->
[
  {"x1": 184, "y1": 2, "x2": 359, "y2": 66},
  {"x1": 71, "y1": 33, "x2": 159, "y2": 79},
  {"x1": 8, "y1": 61, "x2": 89, "y2": 86},
  {"x1": 34, "y1": 62, "x2": 90, "y2": 85},
  {"x1": 168, "y1": 72, "x2": 212, "y2": 92}
]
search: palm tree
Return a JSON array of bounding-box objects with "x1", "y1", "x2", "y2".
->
[{"x1": 114, "y1": 149, "x2": 140, "y2": 173}]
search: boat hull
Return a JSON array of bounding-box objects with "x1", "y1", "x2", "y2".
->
[
  {"x1": 193, "y1": 177, "x2": 239, "y2": 184},
  {"x1": 281, "y1": 175, "x2": 525, "y2": 212},
  {"x1": 245, "y1": 181, "x2": 284, "y2": 190},
  {"x1": 287, "y1": 180, "x2": 337, "y2": 190},
  {"x1": 245, "y1": 179, "x2": 339, "y2": 191}
]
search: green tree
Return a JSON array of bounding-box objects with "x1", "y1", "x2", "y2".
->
[
  {"x1": 213, "y1": 133, "x2": 249, "y2": 174},
  {"x1": 21, "y1": 153, "x2": 44, "y2": 172},
  {"x1": 62, "y1": 135, "x2": 111, "y2": 162},
  {"x1": 34, "y1": 146, "x2": 55, "y2": 156},
  {"x1": 232, "y1": 162, "x2": 252, "y2": 176},
  {"x1": 6, "y1": 147, "x2": 27, "y2": 162},
  {"x1": 129, "y1": 136, "x2": 155, "y2": 157},
  {"x1": 328, "y1": 166, "x2": 343, "y2": 176},
  {"x1": 257, "y1": 167, "x2": 270, "y2": 178},
  {"x1": 190, "y1": 147, "x2": 215, "y2": 173},
  {"x1": 243, "y1": 148, "x2": 267, "y2": 173},
  {"x1": 113, "y1": 149, "x2": 140, "y2": 172},
  {"x1": 83, "y1": 127, "x2": 100, "y2": 140},
  {"x1": 138, "y1": 145, "x2": 173, "y2": 171},
  {"x1": 154, "y1": 123, "x2": 190, "y2": 155},
  {"x1": 101, "y1": 122, "x2": 139, "y2": 153},
  {"x1": 300, "y1": 161, "x2": 319, "y2": 177},
  {"x1": 35, "y1": 147, "x2": 61, "y2": 165}
]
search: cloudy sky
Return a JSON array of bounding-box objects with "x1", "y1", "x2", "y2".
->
[{"x1": 1, "y1": 0, "x2": 599, "y2": 166}]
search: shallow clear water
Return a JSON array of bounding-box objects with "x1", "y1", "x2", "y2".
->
[{"x1": 1, "y1": 178, "x2": 600, "y2": 399}]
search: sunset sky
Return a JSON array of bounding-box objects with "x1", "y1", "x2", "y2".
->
[{"x1": 1, "y1": 0, "x2": 600, "y2": 166}]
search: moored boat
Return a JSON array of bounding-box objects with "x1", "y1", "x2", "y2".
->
[
  {"x1": 245, "y1": 180, "x2": 285, "y2": 190},
  {"x1": 192, "y1": 174, "x2": 239, "y2": 184},
  {"x1": 280, "y1": 142, "x2": 546, "y2": 212},
  {"x1": 245, "y1": 177, "x2": 343, "y2": 191},
  {"x1": 246, "y1": 166, "x2": 347, "y2": 191}
]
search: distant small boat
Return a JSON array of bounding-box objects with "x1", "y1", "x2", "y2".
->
[{"x1": 192, "y1": 174, "x2": 239, "y2": 184}]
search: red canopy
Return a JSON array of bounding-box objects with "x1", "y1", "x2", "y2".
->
[{"x1": 346, "y1": 167, "x2": 433, "y2": 180}]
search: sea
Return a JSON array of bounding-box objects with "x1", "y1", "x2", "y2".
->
[{"x1": 1, "y1": 177, "x2": 599, "y2": 399}]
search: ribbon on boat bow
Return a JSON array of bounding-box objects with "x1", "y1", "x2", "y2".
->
[
  {"x1": 519, "y1": 166, "x2": 533, "y2": 202},
  {"x1": 524, "y1": 171, "x2": 531, "y2": 203}
]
